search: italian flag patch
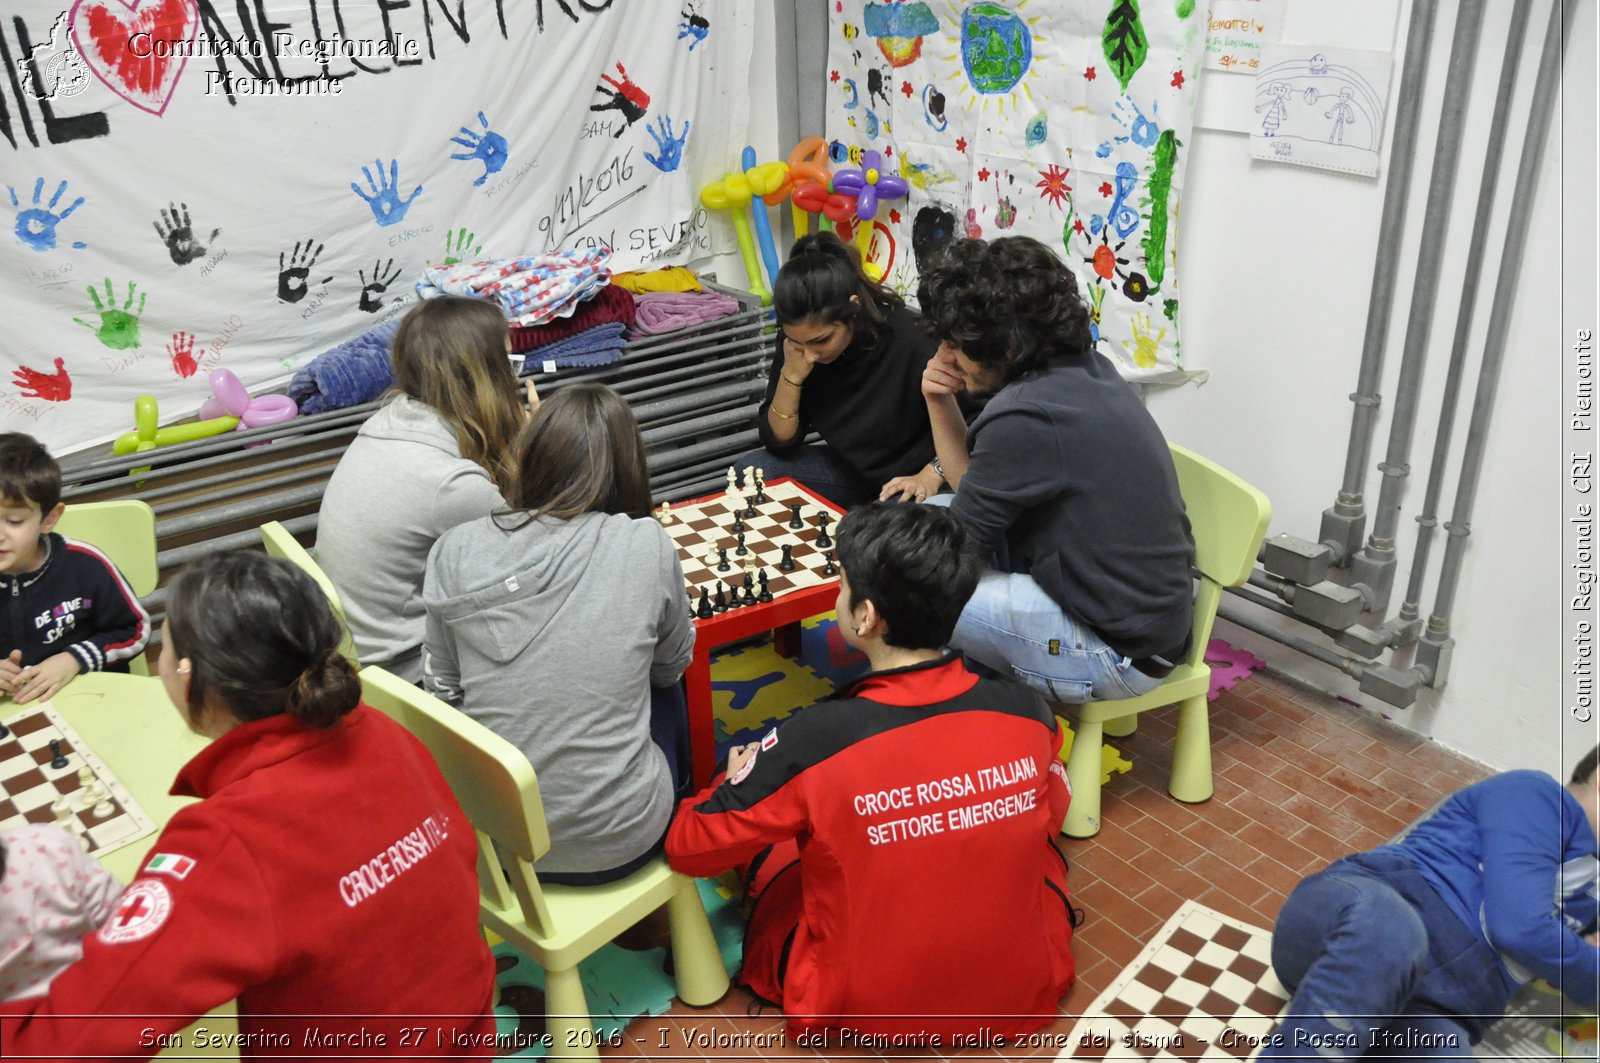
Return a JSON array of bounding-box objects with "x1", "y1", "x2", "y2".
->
[{"x1": 144, "y1": 853, "x2": 196, "y2": 879}]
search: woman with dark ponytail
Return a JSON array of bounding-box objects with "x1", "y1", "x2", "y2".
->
[
  {"x1": 0, "y1": 552, "x2": 497, "y2": 1059},
  {"x1": 744, "y1": 231, "x2": 946, "y2": 508}
]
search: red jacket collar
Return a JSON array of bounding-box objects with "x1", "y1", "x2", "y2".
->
[
  {"x1": 171, "y1": 704, "x2": 369, "y2": 799},
  {"x1": 843, "y1": 653, "x2": 978, "y2": 707}
]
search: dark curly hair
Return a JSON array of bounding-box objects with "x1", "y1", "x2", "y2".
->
[
  {"x1": 916, "y1": 236, "x2": 1094, "y2": 384},
  {"x1": 773, "y1": 231, "x2": 904, "y2": 344}
]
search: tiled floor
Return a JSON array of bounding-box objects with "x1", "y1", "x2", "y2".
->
[{"x1": 599, "y1": 668, "x2": 1489, "y2": 1061}]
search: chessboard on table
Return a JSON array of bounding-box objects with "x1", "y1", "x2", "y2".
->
[
  {"x1": 1061, "y1": 900, "x2": 1289, "y2": 1062},
  {"x1": 0, "y1": 701, "x2": 157, "y2": 857},
  {"x1": 662, "y1": 476, "x2": 845, "y2": 612}
]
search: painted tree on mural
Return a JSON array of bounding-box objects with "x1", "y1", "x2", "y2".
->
[{"x1": 824, "y1": 0, "x2": 1205, "y2": 381}]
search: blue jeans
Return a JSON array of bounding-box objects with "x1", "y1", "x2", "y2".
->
[
  {"x1": 1264, "y1": 851, "x2": 1508, "y2": 1062},
  {"x1": 732, "y1": 444, "x2": 876, "y2": 509},
  {"x1": 924, "y1": 495, "x2": 1165, "y2": 703}
]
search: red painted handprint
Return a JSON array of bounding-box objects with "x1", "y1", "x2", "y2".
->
[
  {"x1": 11, "y1": 357, "x2": 72, "y2": 401},
  {"x1": 590, "y1": 62, "x2": 650, "y2": 138},
  {"x1": 168, "y1": 331, "x2": 202, "y2": 378}
]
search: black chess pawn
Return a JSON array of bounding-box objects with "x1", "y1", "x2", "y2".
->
[
  {"x1": 815, "y1": 512, "x2": 833, "y2": 548},
  {"x1": 754, "y1": 473, "x2": 767, "y2": 504},
  {"x1": 734, "y1": 532, "x2": 748, "y2": 557},
  {"x1": 757, "y1": 569, "x2": 773, "y2": 603},
  {"x1": 822, "y1": 550, "x2": 838, "y2": 577},
  {"x1": 740, "y1": 575, "x2": 756, "y2": 605},
  {"x1": 712, "y1": 581, "x2": 729, "y2": 613},
  {"x1": 695, "y1": 588, "x2": 713, "y2": 619},
  {"x1": 716, "y1": 547, "x2": 731, "y2": 572},
  {"x1": 0, "y1": 718, "x2": 9, "y2": 739},
  {"x1": 730, "y1": 511, "x2": 745, "y2": 535},
  {"x1": 734, "y1": 466, "x2": 746, "y2": 490},
  {"x1": 49, "y1": 738, "x2": 68, "y2": 769},
  {"x1": 778, "y1": 543, "x2": 797, "y2": 572},
  {"x1": 743, "y1": 496, "x2": 758, "y2": 519},
  {"x1": 788, "y1": 503, "x2": 804, "y2": 530}
]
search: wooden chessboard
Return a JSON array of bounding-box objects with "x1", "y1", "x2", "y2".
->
[
  {"x1": 663, "y1": 478, "x2": 844, "y2": 608},
  {"x1": 1061, "y1": 901, "x2": 1289, "y2": 1062},
  {"x1": 0, "y1": 702, "x2": 157, "y2": 857}
]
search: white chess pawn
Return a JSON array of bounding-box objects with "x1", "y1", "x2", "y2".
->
[
  {"x1": 77, "y1": 765, "x2": 94, "y2": 788},
  {"x1": 93, "y1": 797, "x2": 116, "y2": 818},
  {"x1": 659, "y1": 502, "x2": 674, "y2": 526},
  {"x1": 50, "y1": 795, "x2": 72, "y2": 824}
]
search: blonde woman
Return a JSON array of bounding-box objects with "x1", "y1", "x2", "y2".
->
[{"x1": 318, "y1": 295, "x2": 530, "y2": 682}]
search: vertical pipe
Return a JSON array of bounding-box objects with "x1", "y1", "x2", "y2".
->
[
  {"x1": 1363, "y1": 0, "x2": 1487, "y2": 561},
  {"x1": 1332, "y1": 0, "x2": 1441, "y2": 510},
  {"x1": 1430, "y1": 0, "x2": 1567, "y2": 626},
  {"x1": 1401, "y1": 0, "x2": 1534, "y2": 619}
]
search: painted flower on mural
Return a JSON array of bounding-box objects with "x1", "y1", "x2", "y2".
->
[
  {"x1": 1036, "y1": 163, "x2": 1070, "y2": 208},
  {"x1": 1084, "y1": 66, "x2": 1097, "y2": 81},
  {"x1": 955, "y1": 136, "x2": 967, "y2": 153},
  {"x1": 1098, "y1": 181, "x2": 1113, "y2": 197},
  {"x1": 901, "y1": 80, "x2": 913, "y2": 97},
  {"x1": 1171, "y1": 70, "x2": 1185, "y2": 88}
]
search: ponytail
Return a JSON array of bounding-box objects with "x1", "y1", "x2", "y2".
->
[{"x1": 288, "y1": 648, "x2": 362, "y2": 728}]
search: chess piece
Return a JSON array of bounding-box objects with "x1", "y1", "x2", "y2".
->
[
  {"x1": 754, "y1": 469, "x2": 767, "y2": 504},
  {"x1": 716, "y1": 547, "x2": 731, "y2": 572},
  {"x1": 757, "y1": 569, "x2": 772, "y2": 603},
  {"x1": 657, "y1": 502, "x2": 674, "y2": 525},
  {"x1": 64, "y1": 819, "x2": 89, "y2": 851},
  {"x1": 730, "y1": 511, "x2": 745, "y2": 535},
  {"x1": 0, "y1": 718, "x2": 9, "y2": 739},
  {"x1": 712, "y1": 581, "x2": 728, "y2": 613},
  {"x1": 743, "y1": 496, "x2": 758, "y2": 519},
  {"x1": 695, "y1": 588, "x2": 713, "y2": 619},
  {"x1": 93, "y1": 798, "x2": 116, "y2": 819},
  {"x1": 816, "y1": 512, "x2": 833, "y2": 548},
  {"x1": 735, "y1": 466, "x2": 747, "y2": 490},
  {"x1": 49, "y1": 739, "x2": 68, "y2": 770},
  {"x1": 789, "y1": 504, "x2": 804, "y2": 530},
  {"x1": 78, "y1": 766, "x2": 95, "y2": 789},
  {"x1": 742, "y1": 552, "x2": 756, "y2": 575},
  {"x1": 741, "y1": 575, "x2": 756, "y2": 605},
  {"x1": 50, "y1": 795, "x2": 72, "y2": 824},
  {"x1": 778, "y1": 544, "x2": 796, "y2": 572},
  {"x1": 735, "y1": 532, "x2": 748, "y2": 557},
  {"x1": 743, "y1": 465, "x2": 755, "y2": 491},
  {"x1": 822, "y1": 550, "x2": 838, "y2": 576},
  {"x1": 726, "y1": 466, "x2": 738, "y2": 500}
]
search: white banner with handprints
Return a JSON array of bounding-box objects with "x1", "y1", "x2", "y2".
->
[{"x1": 0, "y1": 0, "x2": 753, "y2": 456}]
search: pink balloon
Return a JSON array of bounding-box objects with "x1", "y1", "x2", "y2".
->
[
  {"x1": 197, "y1": 397, "x2": 229, "y2": 420},
  {"x1": 239, "y1": 394, "x2": 298, "y2": 428},
  {"x1": 208, "y1": 369, "x2": 250, "y2": 416}
]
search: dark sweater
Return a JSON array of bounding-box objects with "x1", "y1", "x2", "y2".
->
[
  {"x1": 950, "y1": 354, "x2": 1194, "y2": 662},
  {"x1": 756, "y1": 306, "x2": 939, "y2": 488}
]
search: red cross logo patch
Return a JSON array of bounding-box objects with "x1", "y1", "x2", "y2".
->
[{"x1": 98, "y1": 879, "x2": 173, "y2": 944}]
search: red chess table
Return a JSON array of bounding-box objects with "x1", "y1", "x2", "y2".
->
[{"x1": 661, "y1": 477, "x2": 845, "y2": 787}]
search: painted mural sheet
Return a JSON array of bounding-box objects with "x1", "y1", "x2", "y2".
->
[
  {"x1": 0, "y1": 1, "x2": 754, "y2": 456},
  {"x1": 1249, "y1": 45, "x2": 1392, "y2": 177},
  {"x1": 825, "y1": 0, "x2": 1208, "y2": 382}
]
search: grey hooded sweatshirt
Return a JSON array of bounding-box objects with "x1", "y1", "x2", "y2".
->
[
  {"x1": 422, "y1": 509, "x2": 694, "y2": 875},
  {"x1": 316, "y1": 395, "x2": 505, "y2": 683}
]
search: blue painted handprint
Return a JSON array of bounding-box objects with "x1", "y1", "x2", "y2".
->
[
  {"x1": 350, "y1": 158, "x2": 422, "y2": 227},
  {"x1": 643, "y1": 115, "x2": 691, "y2": 173},
  {"x1": 449, "y1": 112, "x2": 509, "y2": 187},
  {"x1": 9, "y1": 178, "x2": 86, "y2": 252}
]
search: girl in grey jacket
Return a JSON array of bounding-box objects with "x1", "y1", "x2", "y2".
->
[{"x1": 423, "y1": 383, "x2": 693, "y2": 881}]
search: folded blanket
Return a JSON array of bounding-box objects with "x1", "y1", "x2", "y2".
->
[
  {"x1": 517, "y1": 322, "x2": 627, "y2": 375},
  {"x1": 509, "y1": 284, "x2": 637, "y2": 353},
  {"x1": 612, "y1": 266, "x2": 703, "y2": 294},
  {"x1": 631, "y1": 290, "x2": 744, "y2": 335},
  {"x1": 416, "y1": 249, "x2": 612, "y2": 327},
  {"x1": 286, "y1": 321, "x2": 399, "y2": 414}
]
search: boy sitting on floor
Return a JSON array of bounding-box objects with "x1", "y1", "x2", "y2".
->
[
  {"x1": 0, "y1": 433, "x2": 151, "y2": 703},
  {"x1": 1264, "y1": 743, "x2": 1600, "y2": 1061},
  {"x1": 667, "y1": 503, "x2": 1077, "y2": 1044}
]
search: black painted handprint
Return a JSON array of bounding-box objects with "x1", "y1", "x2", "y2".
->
[
  {"x1": 278, "y1": 238, "x2": 332, "y2": 304},
  {"x1": 152, "y1": 201, "x2": 219, "y2": 266},
  {"x1": 589, "y1": 63, "x2": 651, "y2": 138},
  {"x1": 357, "y1": 258, "x2": 402, "y2": 313}
]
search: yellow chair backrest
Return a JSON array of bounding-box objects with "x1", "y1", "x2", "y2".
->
[
  {"x1": 54, "y1": 500, "x2": 159, "y2": 597},
  {"x1": 259, "y1": 521, "x2": 360, "y2": 667},
  {"x1": 1169, "y1": 444, "x2": 1273, "y2": 665},
  {"x1": 359, "y1": 665, "x2": 558, "y2": 932}
]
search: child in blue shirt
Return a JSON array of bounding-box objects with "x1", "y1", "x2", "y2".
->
[
  {"x1": 0, "y1": 434, "x2": 150, "y2": 703},
  {"x1": 1265, "y1": 744, "x2": 1600, "y2": 1060}
]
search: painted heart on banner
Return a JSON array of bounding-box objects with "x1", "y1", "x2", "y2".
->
[{"x1": 69, "y1": 0, "x2": 199, "y2": 116}]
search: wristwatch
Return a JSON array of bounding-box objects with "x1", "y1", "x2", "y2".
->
[{"x1": 931, "y1": 457, "x2": 947, "y2": 488}]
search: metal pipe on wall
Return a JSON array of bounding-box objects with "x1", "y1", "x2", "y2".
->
[
  {"x1": 1428, "y1": 0, "x2": 1567, "y2": 629},
  {"x1": 1399, "y1": 0, "x2": 1534, "y2": 625},
  {"x1": 1350, "y1": 0, "x2": 1487, "y2": 612},
  {"x1": 1321, "y1": 0, "x2": 1441, "y2": 562}
]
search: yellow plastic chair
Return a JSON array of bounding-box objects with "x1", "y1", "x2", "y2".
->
[
  {"x1": 259, "y1": 521, "x2": 359, "y2": 668},
  {"x1": 54, "y1": 499, "x2": 158, "y2": 676},
  {"x1": 359, "y1": 666, "x2": 730, "y2": 1060},
  {"x1": 1060, "y1": 444, "x2": 1272, "y2": 838}
]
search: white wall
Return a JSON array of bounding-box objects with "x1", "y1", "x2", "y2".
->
[{"x1": 1147, "y1": 0, "x2": 1596, "y2": 772}]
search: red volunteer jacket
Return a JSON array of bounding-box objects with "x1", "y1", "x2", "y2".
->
[
  {"x1": 0, "y1": 705, "x2": 497, "y2": 1061},
  {"x1": 667, "y1": 656, "x2": 1076, "y2": 1040}
]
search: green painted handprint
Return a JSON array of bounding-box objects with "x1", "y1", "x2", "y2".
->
[
  {"x1": 73, "y1": 278, "x2": 146, "y2": 350},
  {"x1": 441, "y1": 227, "x2": 482, "y2": 266}
]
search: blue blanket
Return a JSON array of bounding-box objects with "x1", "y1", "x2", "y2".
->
[{"x1": 287, "y1": 321, "x2": 399, "y2": 414}]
